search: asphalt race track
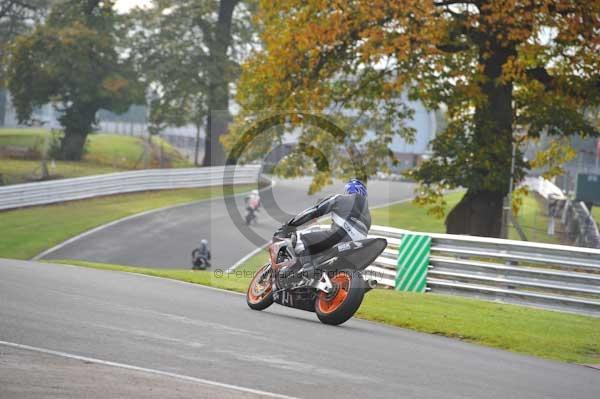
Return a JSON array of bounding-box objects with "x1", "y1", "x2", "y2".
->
[
  {"x1": 42, "y1": 177, "x2": 415, "y2": 268},
  {"x1": 1, "y1": 259, "x2": 598, "y2": 399},
  {"x1": 5, "y1": 177, "x2": 599, "y2": 398}
]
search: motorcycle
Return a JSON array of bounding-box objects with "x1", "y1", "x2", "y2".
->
[
  {"x1": 191, "y1": 250, "x2": 211, "y2": 270},
  {"x1": 246, "y1": 222, "x2": 387, "y2": 325},
  {"x1": 245, "y1": 206, "x2": 258, "y2": 225}
]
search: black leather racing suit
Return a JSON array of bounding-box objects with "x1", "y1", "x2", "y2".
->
[
  {"x1": 287, "y1": 194, "x2": 371, "y2": 256},
  {"x1": 192, "y1": 243, "x2": 211, "y2": 262}
]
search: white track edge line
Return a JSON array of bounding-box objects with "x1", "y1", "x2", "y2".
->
[
  {"x1": 0, "y1": 340, "x2": 298, "y2": 399},
  {"x1": 225, "y1": 244, "x2": 269, "y2": 273}
]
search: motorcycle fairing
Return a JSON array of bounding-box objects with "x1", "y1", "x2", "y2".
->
[
  {"x1": 272, "y1": 286, "x2": 316, "y2": 312},
  {"x1": 314, "y1": 238, "x2": 387, "y2": 272}
]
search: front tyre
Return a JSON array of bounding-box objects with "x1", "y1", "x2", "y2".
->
[
  {"x1": 315, "y1": 270, "x2": 365, "y2": 325},
  {"x1": 246, "y1": 264, "x2": 274, "y2": 310}
]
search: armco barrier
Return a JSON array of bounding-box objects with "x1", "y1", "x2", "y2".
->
[
  {"x1": 0, "y1": 165, "x2": 261, "y2": 211},
  {"x1": 333, "y1": 225, "x2": 600, "y2": 316}
]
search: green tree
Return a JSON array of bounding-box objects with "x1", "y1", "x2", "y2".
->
[
  {"x1": 127, "y1": 0, "x2": 256, "y2": 166},
  {"x1": 6, "y1": 0, "x2": 143, "y2": 160},
  {"x1": 0, "y1": 0, "x2": 53, "y2": 125},
  {"x1": 233, "y1": 0, "x2": 600, "y2": 237}
]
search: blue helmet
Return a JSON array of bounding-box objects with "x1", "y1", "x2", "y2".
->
[{"x1": 344, "y1": 179, "x2": 367, "y2": 196}]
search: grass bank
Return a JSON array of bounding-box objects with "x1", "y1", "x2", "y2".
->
[
  {"x1": 371, "y1": 191, "x2": 462, "y2": 232},
  {"x1": 510, "y1": 193, "x2": 561, "y2": 244},
  {"x1": 0, "y1": 129, "x2": 191, "y2": 184},
  {"x1": 0, "y1": 184, "x2": 256, "y2": 260},
  {"x1": 372, "y1": 190, "x2": 560, "y2": 244},
  {"x1": 53, "y1": 257, "x2": 600, "y2": 364}
]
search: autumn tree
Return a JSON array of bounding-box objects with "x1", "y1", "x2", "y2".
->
[
  {"x1": 232, "y1": 0, "x2": 600, "y2": 237},
  {"x1": 6, "y1": 0, "x2": 143, "y2": 160},
  {"x1": 128, "y1": 0, "x2": 256, "y2": 166}
]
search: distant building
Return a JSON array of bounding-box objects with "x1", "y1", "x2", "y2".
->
[
  {"x1": 386, "y1": 96, "x2": 440, "y2": 172},
  {"x1": 357, "y1": 94, "x2": 441, "y2": 173},
  {"x1": 254, "y1": 93, "x2": 441, "y2": 174}
]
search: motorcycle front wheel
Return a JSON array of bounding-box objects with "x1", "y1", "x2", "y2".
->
[
  {"x1": 315, "y1": 270, "x2": 365, "y2": 325},
  {"x1": 246, "y1": 264, "x2": 274, "y2": 310}
]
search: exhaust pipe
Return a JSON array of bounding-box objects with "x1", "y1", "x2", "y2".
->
[{"x1": 364, "y1": 279, "x2": 378, "y2": 292}]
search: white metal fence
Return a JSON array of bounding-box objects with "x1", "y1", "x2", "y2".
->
[
  {"x1": 361, "y1": 225, "x2": 600, "y2": 316},
  {"x1": 0, "y1": 165, "x2": 261, "y2": 211}
]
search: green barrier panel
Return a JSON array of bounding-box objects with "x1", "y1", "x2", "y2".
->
[{"x1": 395, "y1": 234, "x2": 431, "y2": 293}]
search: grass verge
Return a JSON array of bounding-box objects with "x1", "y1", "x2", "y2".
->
[
  {"x1": 0, "y1": 159, "x2": 123, "y2": 184},
  {"x1": 0, "y1": 129, "x2": 191, "y2": 184},
  {"x1": 51, "y1": 257, "x2": 600, "y2": 364},
  {"x1": 371, "y1": 191, "x2": 462, "y2": 232},
  {"x1": 372, "y1": 190, "x2": 560, "y2": 244},
  {"x1": 510, "y1": 193, "x2": 561, "y2": 244},
  {"x1": 0, "y1": 128, "x2": 48, "y2": 148},
  {"x1": 0, "y1": 184, "x2": 256, "y2": 260}
]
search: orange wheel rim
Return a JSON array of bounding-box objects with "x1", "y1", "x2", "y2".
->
[
  {"x1": 248, "y1": 266, "x2": 272, "y2": 304},
  {"x1": 317, "y1": 273, "x2": 351, "y2": 314}
]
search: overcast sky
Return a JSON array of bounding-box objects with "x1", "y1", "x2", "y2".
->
[{"x1": 114, "y1": 0, "x2": 152, "y2": 13}]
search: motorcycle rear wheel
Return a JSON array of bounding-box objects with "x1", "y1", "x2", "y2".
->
[
  {"x1": 246, "y1": 264, "x2": 274, "y2": 310},
  {"x1": 315, "y1": 270, "x2": 365, "y2": 325}
]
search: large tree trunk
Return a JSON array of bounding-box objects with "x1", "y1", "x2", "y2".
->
[
  {"x1": 59, "y1": 132, "x2": 88, "y2": 161},
  {"x1": 446, "y1": 190, "x2": 505, "y2": 237},
  {"x1": 445, "y1": 33, "x2": 516, "y2": 237},
  {"x1": 57, "y1": 105, "x2": 96, "y2": 161},
  {"x1": 0, "y1": 89, "x2": 6, "y2": 126},
  {"x1": 202, "y1": 0, "x2": 238, "y2": 166},
  {"x1": 194, "y1": 121, "x2": 202, "y2": 166}
]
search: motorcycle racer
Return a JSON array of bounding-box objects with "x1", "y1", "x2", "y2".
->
[{"x1": 286, "y1": 178, "x2": 371, "y2": 257}]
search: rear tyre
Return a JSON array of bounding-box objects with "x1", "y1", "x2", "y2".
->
[
  {"x1": 315, "y1": 270, "x2": 365, "y2": 325},
  {"x1": 246, "y1": 264, "x2": 274, "y2": 310}
]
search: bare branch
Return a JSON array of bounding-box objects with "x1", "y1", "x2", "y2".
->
[
  {"x1": 437, "y1": 43, "x2": 470, "y2": 53},
  {"x1": 526, "y1": 67, "x2": 555, "y2": 90},
  {"x1": 433, "y1": 0, "x2": 477, "y2": 7}
]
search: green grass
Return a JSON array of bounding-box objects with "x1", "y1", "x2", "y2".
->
[
  {"x1": 371, "y1": 192, "x2": 463, "y2": 233},
  {"x1": 0, "y1": 159, "x2": 123, "y2": 184},
  {"x1": 151, "y1": 136, "x2": 191, "y2": 168},
  {"x1": 0, "y1": 128, "x2": 48, "y2": 149},
  {"x1": 84, "y1": 134, "x2": 190, "y2": 168},
  {"x1": 84, "y1": 134, "x2": 147, "y2": 166},
  {"x1": 357, "y1": 289, "x2": 600, "y2": 363},
  {"x1": 509, "y1": 193, "x2": 561, "y2": 244},
  {"x1": 0, "y1": 184, "x2": 256, "y2": 260},
  {"x1": 372, "y1": 191, "x2": 560, "y2": 244},
  {"x1": 0, "y1": 129, "x2": 191, "y2": 184},
  {"x1": 52, "y1": 257, "x2": 600, "y2": 364},
  {"x1": 592, "y1": 207, "x2": 599, "y2": 226}
]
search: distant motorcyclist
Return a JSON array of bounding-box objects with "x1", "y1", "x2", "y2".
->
[
  {"x1": 244, "y1": 189, "x2": 261, "y2": 225},
  {"x1": 192, "y1": 239, "x2": 211, "y2": 269},
  {"x1": 286, "y1": 179, "x2": 371, "y2": 257}
]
